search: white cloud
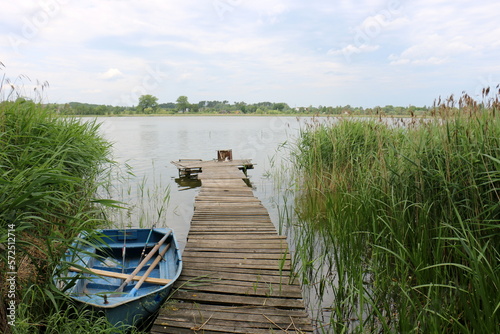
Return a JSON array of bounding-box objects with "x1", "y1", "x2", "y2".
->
[
  {"x1": 388, "y1": 1, "x2": 500, "y2": 66},
  {"x1": 328, "y1": 44, "x2": 380, "y2": 57},
  {"x1": 1, "y1": 0, "x2": 499, "y2": 107},
  {"x1": 100, "y1": 68, "x2": 124, "y2": 80},
  {"x1": 389, "y1": 34, "x2": 475, "y2": 66}
]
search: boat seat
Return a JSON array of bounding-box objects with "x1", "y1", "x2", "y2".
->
[{"x1": 106, "y1": 242, "x2": 156, "y2": 249}]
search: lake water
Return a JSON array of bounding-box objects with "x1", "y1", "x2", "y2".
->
[
  {"x1": 93, "y1": 115, "x2": 348, "y2": 333},
  {"x1": 96, "y1": 115, "x2": 306, "y2": 250}
]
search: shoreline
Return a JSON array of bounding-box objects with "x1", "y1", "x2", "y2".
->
[{"x1": 69, "y1": 113, "x2": 419, "y2": 118}]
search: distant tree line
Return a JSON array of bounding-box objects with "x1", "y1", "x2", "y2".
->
[{"x1": 51, "y1": 95, "x2": 430, "y2": 116}]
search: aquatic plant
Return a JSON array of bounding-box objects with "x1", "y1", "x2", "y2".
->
[
  {"x1": 283, "y1": 89, "x2": 500, "y2": 333},
  {"x1": 0, "y1": 82, "x2": 126, "y2": 332}
]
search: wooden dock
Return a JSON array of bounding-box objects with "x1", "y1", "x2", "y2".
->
[
  {"x1": 151, "y1": 160, "x2": 312, "y2": 333},
  {"x1": 171, "y1": 159, "x2": 254, "y2": 178}
]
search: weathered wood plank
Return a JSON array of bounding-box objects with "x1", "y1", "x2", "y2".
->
[
  {"x1": 175, "y1": 280, "x2": 302, "y2": 298},
  {"x1": 172, "y1": 290, "x2": 305, "y2": 309},
  {"x1": 166, "y1": 302, "x2": 308, "y2": 318},
  {"x1": 154, "y1": 314, "x2": 312, "y2": 333},
  {"x1": 191, "y1": 223, "x2": 274, "y2": 227},
  {"x1": 187, "y1": 235, "x2": 285, "y2": 241},
  {"x1": 175, "y1": 264, "x2": 292, "y2": 279},
  {"x1": 178, "y1": 268, "x2": 297, "y2": 283},
  {"x1": 182, "y1": 258, "x2": 291, "y2": 271},
  {"x1": 152, "y1": 324, "x2": 309, "y2": 334},
  {"x1": 189, "y1": 227, "x2": 276, "y2": 231},
  {"x1": 180, "y1": 261, "x2": 292, "y2": 273},
  {"x1": 155, "y1": 304, "x2": 314, "y2": 332},
  {"x1": 182, "y1": 251, "x2": 290, "y2": 260},
  {"x1": 181, "y1": 247, "x2": 289, "y2": 255},
  {"x1": 176, "y1": 276, "x2": 299, "y2": 291},
  {"x1": 185, "y1": 239, "x2": 287, "y2": 247}
]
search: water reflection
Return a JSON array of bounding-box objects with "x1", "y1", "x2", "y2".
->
[{"x1": 174, "y1": 177, "x2": 202, "y2": 190}]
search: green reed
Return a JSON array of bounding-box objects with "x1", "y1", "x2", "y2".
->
[
  {"x1": 0, "y1": 97, "x2": 129, "y2": 333},
  {"x1": 282, "y1": 91, "x2": 500, "y2": 332},
  {"x1": 99, "y1": 160, "x2": 171, "y2": 230}
]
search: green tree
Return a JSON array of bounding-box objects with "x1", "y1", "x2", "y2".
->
[
  {"x1": 189, "y1": 103, "x2": 200, "y2": 113},
  {"x1": 235, "y1": 102, "x2": 247, "y2": 113},
  {"x1": 272, "y1": 103, "x2": 287, "y2": 112},
  {"x1": 176, "y1": 96, "x2": 189, "y2": 112},
  {"x1": 137, "y1": 94, "x2": 159, "y2": 114}
]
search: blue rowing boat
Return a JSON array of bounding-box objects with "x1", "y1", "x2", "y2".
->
[{"x1": 55, "y1": 228, "x2": 182, "y2": 328}]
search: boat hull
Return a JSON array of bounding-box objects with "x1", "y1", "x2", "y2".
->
[{"x1": 55, "y1": 228, "x2": 182, "y2": 328}]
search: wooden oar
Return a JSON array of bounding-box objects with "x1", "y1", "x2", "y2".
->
[
  {"x1": 115, "y1": 230, "x2": 171, "y2": 293},
  {"x1": 127, "y1": 243, "x2": 171, "y2": 297},
  {"x1": 69, "y1": 266, "x2": 172, "y2": 285}
]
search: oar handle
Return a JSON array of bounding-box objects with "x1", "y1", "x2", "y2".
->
[
  {"x1": 127, "y1": 243, "x2": 171, "y2": 297},
  {"x1": 115, "y1": 230, "x2": 171, "y2": 292}
]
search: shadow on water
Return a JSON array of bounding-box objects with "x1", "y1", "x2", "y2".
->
[
  {"x1": 174, "y1": 175, "x2": 254, "y2": 189},
  {"x1": 174, "y1": 177, "x2": 201, "y2": 190}
]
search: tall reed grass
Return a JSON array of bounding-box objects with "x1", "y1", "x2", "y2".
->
[
  {"x1": 0, "y1": 96, "x2": 128, "y2": 333},
  {"x1": 100, "y1": 161, "x2": 171, "y2": 230},
  {"x1": 284, "y1": 90, "x2": 500, "y2": 333}
]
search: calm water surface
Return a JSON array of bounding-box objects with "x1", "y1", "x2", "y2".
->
[{"x1": 96, "y1": 116, "x2": 306, "y2": 250}]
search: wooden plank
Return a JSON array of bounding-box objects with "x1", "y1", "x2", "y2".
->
[
  {"x1": 190, "y1": 223, "x2": 273, "y2": 226},
  {"x1": 197, "y1": 190, "x2": 252, "y2": 194},
  {"x1": 187, "y1": 235, "x2": 286, "y2": 241},
  {"x1": 177, "y1": 275, "x2": 297, "y2": 289},
  {"x1": 156, "y1": 304, "x2": 313, "y2": 331},
  {"x1": 154, "y1": 314, "x2": 311, "y2": 332},
  {"x1": 183, "y1": 251, "x2": 290, "y2": 260},
  {"x1": 163, "y1": 303, "x2": 311, "y2": 321},
  {"x1": 182, "y1": 259, "x2": 291, "y2": 271},
  {"x1": 182, "y1": 247, "x2": 288, "y2": 255},
  {"x1": 175, "y1": 280, "x2": 303, "y2": 298},
  {"x1": 172, "y1": 290, "x2": 305, "y2": 309},
  {"x1": 185, "y1": 240, "x2": 287, "y2": 247},
  {"x1": 188, "y1": 239, "x2": 288, "y2": 244},
  {"x1": 178, "y1": 269, "x2": 297, "y2": 285},
  {"x1": 191, "y1": 217, "x2": 273, "y2": 221},
  {"x1": 194, "y1": 207, "x2": 268, "y2": 211},
  {"x1": 195, "y1": 198, "x2": 262, "y2": 203},
  {"x1": 153, "y1": 324, "x2": 308, "y2": 334},
  {"x1": 188, "y1": 227, "x2": 275, "y2": 231},
  {"x1": 188, "y1": 229, "x2": 277, "y2": 233},
  {"x1": 176, "y1": 263, "x2": 292, "y2": 277},
  {"x1": 190, "y1": 217, "x2": 272, "y2": 222},
  {"x1": 181, "y1": 260, "x2": 290, "y2": 270}
]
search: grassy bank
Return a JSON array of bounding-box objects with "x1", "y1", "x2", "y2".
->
[
  {"x1": 285, "y1": 91, "x2": 500, "y2": 332},
  {"x1": 0, "y1": 98, "x2": 132, "y2": 333}
]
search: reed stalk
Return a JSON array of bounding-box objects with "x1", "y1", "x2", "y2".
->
[{"x1": 282, "y1": 90, "x2": 500, "y2": 332}]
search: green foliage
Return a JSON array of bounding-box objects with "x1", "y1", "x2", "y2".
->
[
  {"x1": 285, "y1": 91, "x2": 500, "y2": 332},
  {"x1": 50, "y1": 98, "x2": 429, "y2": 116},
  {"x1": 176, "y1": 95, "x2": 189, "y2": 112},
  {"x1": 55, "y1": 102, "x2": 132, "y2": 116},
  {"x1": 137, "y1": 94, "x2": 159, "y2": 114},
  {"x1": 0, "y1": 98, "x2": 127, "y2": 333},
  {"x1": 12, "y1": 288, "x2": 137, "y2": 334}
]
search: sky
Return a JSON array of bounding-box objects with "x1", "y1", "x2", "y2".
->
[{"x1": 1, "y1": 0, "x2": 499, "y2": 108}]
